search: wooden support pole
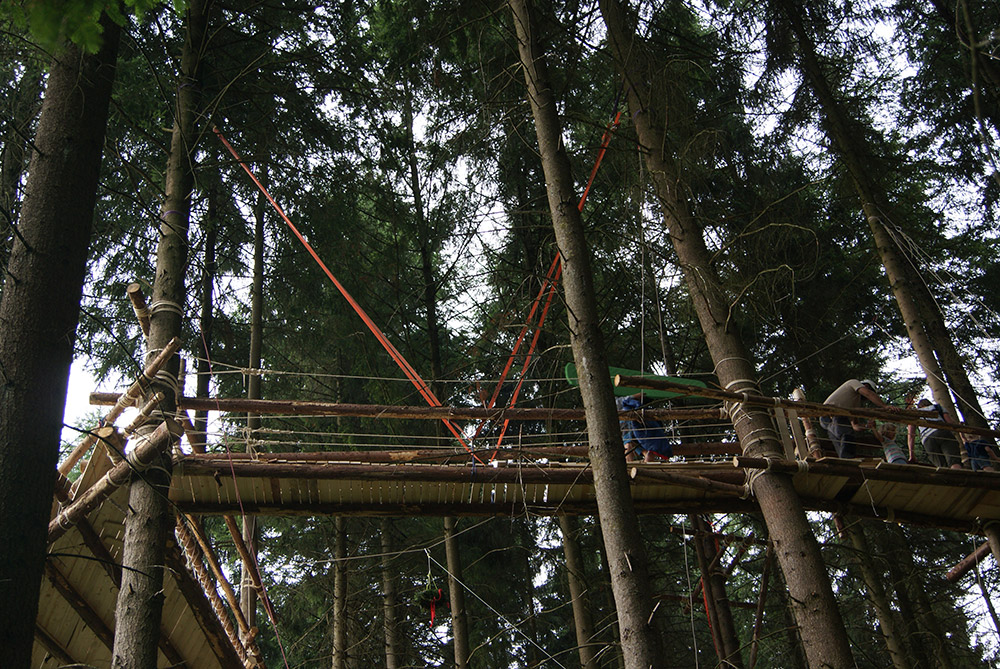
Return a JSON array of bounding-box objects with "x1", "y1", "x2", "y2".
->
[
  {"x1": 946, "y1": 541, "x2": 992, "y2": 583},
  {"x1": 48, "y1": 419, "x2": 182, "y2": 544},
  {"x1": 59, "y1": 337, "x2": 181, "y2": 475},
  {"x1": 161, "y1": 535, "x2": 247, "y2": 668},
  {"x1": 792, "y1": 388, "x2": 825, "y2": 458},
  {"x1": 44, "y1": 562, "x2": 114, "y2": 650},
  {"x1": 223, "y1": 514, "x2": 275, "y2": 623},
  {"x1": 630, "y1": 467, "x2": 746, "y2": 497},
  {"x1": 127, "y1": 282, "x2": 151, "y2": 337},
  {"x1": 91, "y1": 425, "x2": 125, "y2": 465},
  {"x1": 34, "y1": 625, "x2": 75, "y2": 665},
  {"x1": 174, "y1": 516, "x2": 251, "y2": 664},
  {"x1": 45, "y1": 561, "x2": 187, "y2": 665},
  {"x1": 616, "y1": 375, "x2": 1000, "y2": 440},
  {"x1": 90, "y1": 392, "x2": 723, "y2": 423},
  {"x1": 171, "y1": 442, "x2": 738, "y2": 464},
  {"x1": 124, "y1": 392, "x2": 166, "y2": 437},
  {"x1": 176, "y1": 514, "x2": 252, "y2": 640}
]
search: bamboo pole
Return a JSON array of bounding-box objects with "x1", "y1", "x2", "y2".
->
[
  {"x1": 48, "y1": 419, "x2": 182, "y2": 544},
  {"x1": 90, "y1": 392, "x2": 723, "y2": 423},
  {"x1": 616, "y1": 375, "x2": 1000, "y2": 440},
  {"x1": 59, "y1": 337, "x2": 181, "y2": 475},
  {"x1": 127, "y1": 282, "x2": 151, "y2": 337}
]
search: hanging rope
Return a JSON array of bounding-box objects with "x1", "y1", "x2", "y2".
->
[{"x1": 214, "y1": 127, "x2": 479, "y2": 461}]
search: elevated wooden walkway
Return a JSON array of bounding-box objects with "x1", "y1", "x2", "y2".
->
[
  {"x1": 37, "y1": 389, "x2": 1000, "y2": 667},
  {"x1": 169, "y1": 451, "x2": 1000, "y2": 531}
]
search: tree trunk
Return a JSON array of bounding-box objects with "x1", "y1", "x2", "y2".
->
[
  {"x1": 517, "y1": 521, "x2": 541, "y2": 668},
  {"x1": 884, "y1": 524, "x2": 953, "y2": 669},
  {"x1": 111, "y1": 464, "x2": 174, "y2": 668},
  {"x1": 192, "y1": 185, "x2": 217, "y2": 453},
  {"x1": 444, "y1": 516, "x2": 471, "y2": 668},
  {"x1": 838, "y1": 517, "x2": 912, "y2": 669},
  {"x1": 558, "y1": 515, "x2": 599, "y2": 669},
  {"x1": 112, "y1": 1, "x2": 209, "y2": 665},
  {"x1": 332, "y1": 516, "x2": 348, "y2": 669},
  {"x1": 598, "y1": 2, "x2": 854, "y2": 666},
  {"x1": 0, "y1": 60, "x2": 43, "y2": 242},
  {"x1": 778, "y1": 0, "x2": 988, "y2": 431},
  {"x1": 381, "y1": 519, "x2": 402, "y2": 669},
  {"x1": 691, "y1": 515, "x2": 743, "y2": 668},
  {"x1": 0, "y1": 18, "x2": 120, "y2": 667},
  {"x1": 509, "y1": 1, "x2": 662, "y2": 666},
  {"x1": 240, "y1": 179, "x2": 267, "y2": 640}
]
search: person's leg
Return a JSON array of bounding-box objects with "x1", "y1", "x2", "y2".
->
[
  {"x1": 935, "y1": 431, "x2": 965, "y2": 469},
  {"x1": 826, "y1": 417, "x2": 855, "y2": 458},
  {"x1": 922, "y1": 431, "x2": 947, "y2": 468}
]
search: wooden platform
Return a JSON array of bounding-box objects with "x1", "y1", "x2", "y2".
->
[
  {"x1": 36, "y1": 445, "x2": 1000, "y2": 667},
  {"x1": 171, "y1": 452, "x2": 1000, "y2": 531}
]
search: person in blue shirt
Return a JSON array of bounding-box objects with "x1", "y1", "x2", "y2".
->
[{"x1": 617, "y1": 392, "x2": 673, "y2": 462}]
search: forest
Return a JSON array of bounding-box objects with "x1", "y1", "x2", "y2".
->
[{"x1": 2, "y1": 0, "x2": 1000, "y2": 667}]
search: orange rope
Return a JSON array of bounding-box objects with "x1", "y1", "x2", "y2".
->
[
  {"x1": 472, "y1": 255, "x2": 561, "y2": 442},
  {"x1": 485, "y1": 104, "x2": 622, "y2": 454},
  {"x1": 214, "y1": 128, "x2": 478, "y2": 460}
]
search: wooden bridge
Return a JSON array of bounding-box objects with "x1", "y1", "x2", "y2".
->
[{"x1": 34, "y1": 386, "x2": 1000, "y2": 668}]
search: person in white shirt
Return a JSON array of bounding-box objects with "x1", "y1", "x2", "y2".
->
[{"x1": 820, "y1": 379, "x2": 896, "y2": 459}]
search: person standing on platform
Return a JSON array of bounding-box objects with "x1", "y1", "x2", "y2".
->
[
  {"x1": 820, "y1": 379, "x2": 896, "y2": 459},
  {"x1": 617, "y1": 392, "x2": 673, "y2": 463},
  {"x1": 962, "y1": 434, "x2": 998, "y2": 472},
  {"x1": 906, "y1": 398, "x2": 964, "y2": 469}
]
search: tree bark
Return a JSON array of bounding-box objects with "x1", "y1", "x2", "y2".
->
[
  {"x1": 0, "y1": 59, "x2": 43, "y2": 240},
  {"x1": 444, "y1": 516, "x2": 471, "y2": 668},
  {"x1": 558, "y1": 515, "x2": 599, "y2": 669},
  {"x1": 332, "y1": 516, "x2": 349, "y2": 669},
  {"x1": 0, "y1": 17, "x2": 120, "y2": 667},
  {"x1": 381, "y1": 519, "x2": 402, "y2": 669},
  {"x1": 691, "y1": 515, "x2": 743, "y2": 668},
  {"x1": 112, "y1": 1, "x2": 210, "y2": 665},
  {"x1": 509, "y1": 1, "x2": 662, "y2": 665},
  {"x1": 191, "y1": 186, "x2": 216, "y2": 453},
  {"x1": 598, "y1": 2, "x2": 854, "y2": 666},
  {"x1": 838, "y1": 517, "x2": 912, "y2": 669},
  {"x1": 241, "y1": 180, "x2": 267, "y2": 641}
]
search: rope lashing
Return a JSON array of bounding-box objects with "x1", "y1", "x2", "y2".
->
[{"x1": 149, "y1": 300, "x2": 185, "y2": 317}]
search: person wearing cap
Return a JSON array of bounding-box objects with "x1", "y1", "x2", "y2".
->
[
  {"x1": 907, "y1": 398, "x2": 964, "y2": 468},
  {"x1": 820, "y1": 379, "x2": 895, "y2": 459},
  {"x1": 617, "y1": 392, "x2": 674, "y2": 462}
]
